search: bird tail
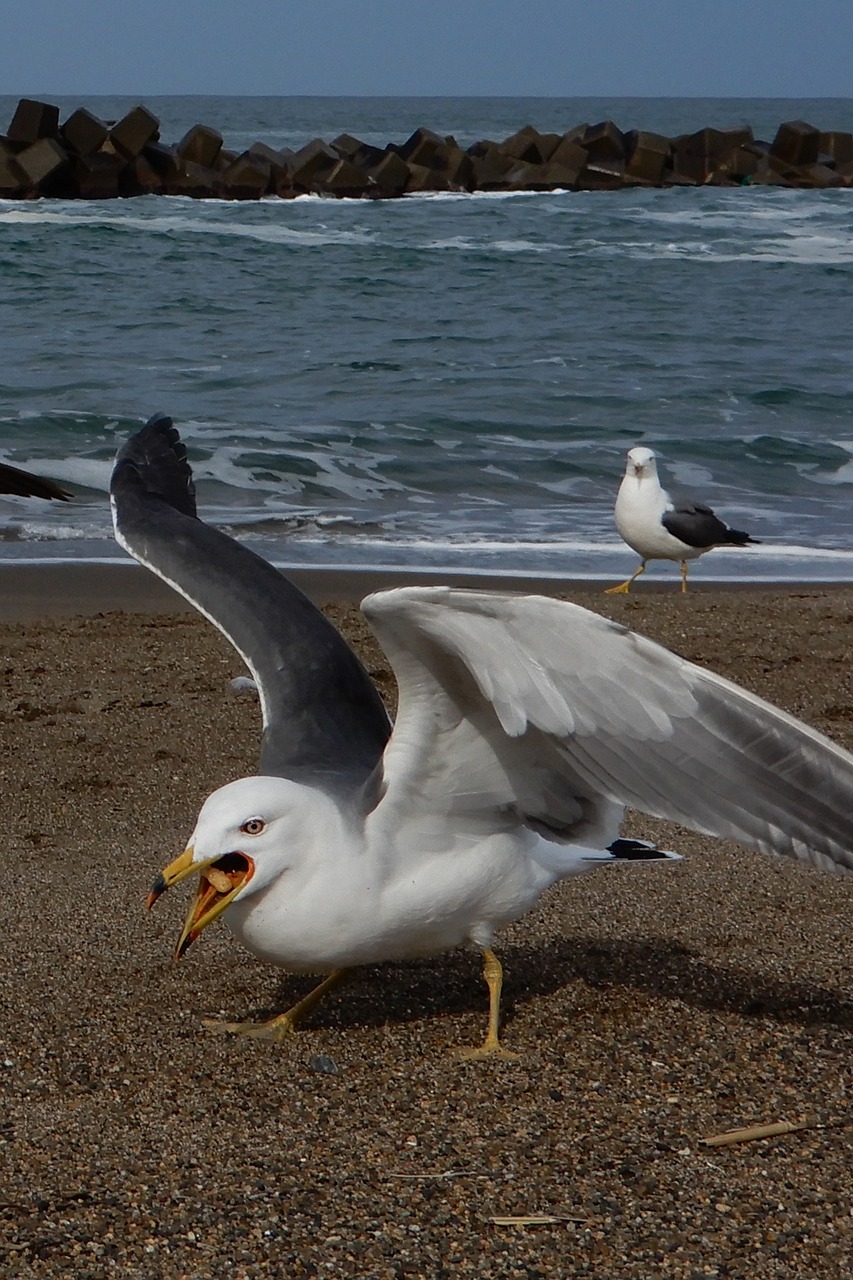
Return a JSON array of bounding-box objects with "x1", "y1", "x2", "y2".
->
[
  {"x1": 533, "y1": 836, "x2": 682, "y2": 881},
  {"x1": 605, "y1": 837, "x2": 682, "y2": 862}
]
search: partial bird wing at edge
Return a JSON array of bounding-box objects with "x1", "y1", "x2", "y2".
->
[
  {"x1": 361, "y1": 586, "x2": 853, "y2": 873},
  {"x1": 0, "y1": 461, "x2": 71, "y2": 501}
]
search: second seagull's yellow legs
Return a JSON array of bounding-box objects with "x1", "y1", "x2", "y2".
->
[{"x1": 604, "y1": 560, "x2": 646, "y2": 594}]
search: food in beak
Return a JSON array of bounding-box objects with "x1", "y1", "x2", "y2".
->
[
  {"x1": 174, "y1": 852, "x2": 254, "y2": 959},
  {"x1": 146, "y1": 849, "x2": 254, "y2": 958},
  {"x1": 206, "y1": 865, "x2": 237, "y2": 894}
]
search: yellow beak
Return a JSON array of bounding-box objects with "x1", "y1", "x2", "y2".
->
[{"x1": 147, "y1": 847, "x2": 254, "y2": 960}]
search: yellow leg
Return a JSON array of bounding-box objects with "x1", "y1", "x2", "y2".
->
[
  {"x1": 459, "y1": 947, "x2": 519, "y2": 1061},
  {"x1": 680, "y1": 561, "x2": 689, "y2": 593},
  {"x1": 203, "y1": 968, "x2": 350, "y2": 1042},
  {"x1": 604, "y1": 561, "x2": 646, "y2": 594}
]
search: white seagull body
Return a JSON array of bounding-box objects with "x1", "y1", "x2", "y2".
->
[
  {"x1": 607, "y1": 447, "x2": 758, "y2": 593},
  {"x1": 113, "y1": 417, "x2": 853, "y2": 1059},
  {"x1": 193, "y1": 776, "x2": 558, "y2": 973}
]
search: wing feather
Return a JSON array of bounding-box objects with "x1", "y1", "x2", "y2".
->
[
  {"x1": 111, "y1": 415, "x2": 390, "y2": 783},
  {"x1": 362, "y1": 586, "x2": 853, "y2": 872}
]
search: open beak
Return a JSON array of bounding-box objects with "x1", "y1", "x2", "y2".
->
[{"x1": 147, "y1": 847, "x2": 254, "y2": 960}]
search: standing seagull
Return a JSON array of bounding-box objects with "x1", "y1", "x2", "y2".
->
[
  {"x1": 0, "y1": 461, "x2": 70, "y2": 501},
  {"x1": 606, "y1": 447, "x2": 758, "y2": 594},
  {"x1": 113, "y1": 416, "x2": 853, "y2": 1060}
]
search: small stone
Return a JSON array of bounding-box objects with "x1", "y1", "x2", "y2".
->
[{"x1": 309, "y1": 1054, "x2": 340, "y2": 1075}]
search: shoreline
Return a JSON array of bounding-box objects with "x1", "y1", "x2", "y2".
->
[{"x1": 2, "y1": 559, "x2": 853, "y2": 621}]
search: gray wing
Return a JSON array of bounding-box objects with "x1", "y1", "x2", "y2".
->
[
  {"x1": 662, "y1": 501, "x2": 754, "y2": 549},
  {"x1": 362, "y1": 586, "x2": 853, "y2": 873},
  {"x1": 0, "y1": 461, "x2": 70, "y2": 501},
  {"x1": 110, "y1": 415, "x2": 390, "y2": 782}
]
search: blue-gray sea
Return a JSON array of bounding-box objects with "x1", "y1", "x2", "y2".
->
[{"x1": 2, "y1": 95, "x2": 853, "y2": 583}]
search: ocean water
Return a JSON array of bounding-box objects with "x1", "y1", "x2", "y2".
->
[{"x1": 1, "y1": 95, "x2": 852, "y2": 583}]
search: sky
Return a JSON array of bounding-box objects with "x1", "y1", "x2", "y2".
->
[{"x1": 2, "y1": 0, "x2": 852, "y2": 99}]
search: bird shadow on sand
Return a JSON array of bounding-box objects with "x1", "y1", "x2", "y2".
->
[{"x1": 255, "y1": 935, "x2": 852, "y2": 1033}]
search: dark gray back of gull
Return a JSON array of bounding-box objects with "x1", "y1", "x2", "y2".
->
[
  {"x1": 662, "y1": 501, "x2": 757, "y2": 550},
  {"x1": 111, "y1": 414, "x2": 390, "y2": 785}
]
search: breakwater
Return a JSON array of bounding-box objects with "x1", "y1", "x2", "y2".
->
[{"x1": 1, "y1": 96, "x2": 852, "y2": 200}]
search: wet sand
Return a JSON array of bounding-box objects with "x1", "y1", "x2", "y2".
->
[{"x1": 1, "y1": 568, "x2": 851, "y2": 1278}]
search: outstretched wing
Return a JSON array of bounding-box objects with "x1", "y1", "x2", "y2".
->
[
  {"x1": 110, "y1": 414, "x2": 390, "y2": 782},
  {"x1": 362, "y1": 586, "x2": 853, "y2": 872}
]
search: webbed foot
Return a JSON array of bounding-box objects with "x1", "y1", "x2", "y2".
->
[
  {"x1": 202, "y1": 1015, "x2": 298, "y2": 1042},
  {"x1": 458, "y1": 1038, "x2": 520, "y2": 1062},
  {"x1": 201, "y1": 968, "x2": 350, "y2": 1045}
]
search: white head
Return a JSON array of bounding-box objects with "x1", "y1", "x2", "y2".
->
[
  {"x1": 148, "y1": 775, "x2": 329, "y2": 958},
  {"x1": 624, "y1": 447, "x2": 658, "y2": 481},
  {"x1": 191, "y1": 775, "x2": 318, "y2": 878}
]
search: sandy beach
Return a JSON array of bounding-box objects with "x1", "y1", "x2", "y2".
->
[{"x1": 1, "y1": 567, "x2": 851, "y2": 1278}]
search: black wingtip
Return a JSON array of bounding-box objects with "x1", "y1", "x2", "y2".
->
[
  {"x1": 727, "y1": 530, "x2": 761, "y2": 547},
  {"x1": 111, "y1": 414, "x2": 197, "y2": 519}
]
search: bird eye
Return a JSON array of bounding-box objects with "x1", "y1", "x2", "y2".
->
[{"x1": 240, "y1": 817, "x2": 265, "y2": 836}]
